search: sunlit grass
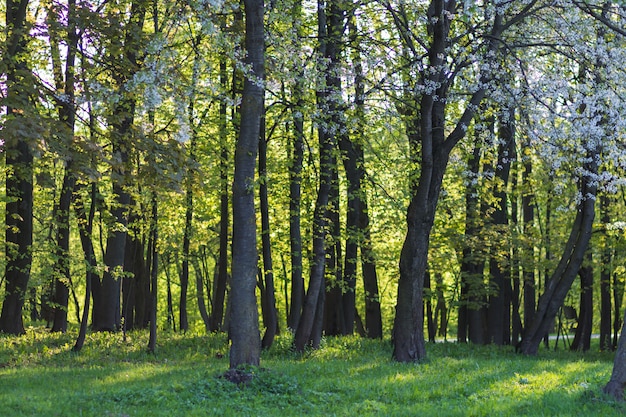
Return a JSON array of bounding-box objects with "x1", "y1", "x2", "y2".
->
[{"x1": 1, "y1": 328, "x2": 625, "y2": 416}]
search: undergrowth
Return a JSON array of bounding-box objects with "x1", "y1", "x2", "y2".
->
[{"x1": 0, "y1": 327, "x2": 624, "y2": 416}]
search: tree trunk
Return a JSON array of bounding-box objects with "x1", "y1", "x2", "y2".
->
[
  {"x1": 348, "y1": 13, "x2": 382, "y2": 339},
  {"x1": 392, "y1": 1, "x2": 502, "y2": 362},
  {"x1": 286, "y1": 0, "x2": 306, "y2": 331},
  {"x1": 72, "y1": 182, "x2": 98, "y2": 352},
  {"x1": 487, "y1": 109, "x2": 514, "y2": 345},
  {"x1": 570, "y1": 250, "x2": 593, "y2": 351},
  {"x1": 614, "y1": 260, "x2": 625, "y2": 349},
  {"x1": 459, "y1": 140, "x2": 486, "y2": 344},
  {"x1": 229, "y1": 0, "x2": 264, "y2": 369},
  {"x1": 259, "y1": 114, "x2": 278, "y2": 349},
  {"x1": 1, "y1": 0, "x2": 34, "y2": 336},
  {"x1": 287, "y1": 96, "x2": 305, "y2": 330},
  {"x1": 293, "y1": 0, "x2": 343, "y2": 351},
  {"x1": 192, "y1": 258, "x2": 210, "y2": 331},
  {"x1": 48, "y1": 0, "x2": 78, "y2": 333},
  {"x1": 210, "y1": 32, "x2": 233, "y2": 332},
  {"x1": 94, "y1": 0, "x2": 146, "y2": 332},
  {"x1": 51, "y1": 169, "x2": 76, "y2": 333},
  {"x1": 147, "y1": 193, "x2": 158, "y2": 353},
  {"x1": 519, "y1": 153, "x2": 598, "y2": 355},
  {"x1": 324, "y1": 165, "x2": 344, "y2": 336},
  {"x1": 179, "y1": 185, "x2": 191, "y2": 333},
  {"x1": 522, "y1": 136, "x2": 536, "y2": 333},
  {"x1": 600, "y1": 193, "x2": 613, "y2": 351},
  {"x1": 511, "y1": 152, "x2": 523, "y2": 345},
  {"x1": 604, "y1": 308, "x2": 626, "y2": 400}
]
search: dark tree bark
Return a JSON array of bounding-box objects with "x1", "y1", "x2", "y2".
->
[
  {"x1": 570, "y1": 250, "x2": 593, "y2": 352},
  {"x1": 320, "y1": 0, "x2": 347, "y2": 337},
  {"x1": 293, "y1": 0, "x2": 343, "y2": 351},
  {"x1": 51, "y1": 170, "x2": 76, "y2": 333},
  {"x1": 286, "y1": 0, "x2": 306, "y2": 331},
  {"x1": 259, "y1": 114, "x2": 278, "y2": 349},
  {"x1": 47, "y1": 0, "x2": 79, "y2": 333},
  {"x1": 348, "y1": 14, "x2": 382, "y2": 339},
  {"x1": 600, "y1": 193, "x2": 613, "y2": 351},
  {"x1": 391, "y1": 1, "x2": 504, "y2": 362},
  {"x1": 287, "y1": 93, "x2": 305, "y2": 330},
  {"x1": 614, "y1": 255, "x2": 625, "y2": 349},
  {"x1": 519, "y1": 151, "x2": 598, "y2": 355},
  {"x1": 147, "y1": 193, "x2": 158, "y2": 353},
  {"x1": 163, "y1": 254, "x2": 176, "y2": 331},
  {"x1": 93, "y1": 0, "x2": 146, "y2": 332},
  {"x1": 122, "y1": 226, "x2": 149, "y2": 330},
  {"x1": 179, "y1": 182, "x2": 192, "y2": 333},
  {"x1": 210, "y1": 21, "x2": 234, "y2": 332},
  {"x1": 487, "y1": 109, "x2": 514, "y2": 345},
  {"x1": 193, "y1": 259, "x2": 210, "y2": 331},
  {"x1": 510, "y1": 147, "x2": 523, "y2": 344},
  {"x1": 1, "y1": 0, "x2": 34, "y2": 335},
  {"x1": 72, "y1": 182, "x2": 98, "y2": 352},
  {"x1": 229, "y1": 0, "x2": 264, "y2": 369},
  {"x1": 522, "y1": 136, "x2": 536, "y2": 333},
  {"x1": 324, "y1": 164, "x2": 344, "y2": 336},
  {"x1": 458, "y1": 140, "x2": 486, "y2": 345},
  {"x1": 604, "y1": 308, "x2": 626, "y2": 400},
  {"x1": 433, "y1": 273, "x2": 448, "y2": 339}
]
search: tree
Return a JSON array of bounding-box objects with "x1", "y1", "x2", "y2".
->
[
  {"x1": 294, "y1": 0, "x2": 344, "y2": 351},
  {"x1": 46, "y1": 0, "x2": 79, "y2": 333},
  {"x1": 487, "y1": 108, "x2": 514, "y2": 345},
  {"x1": 92, "y1": 0, "x2": 148, "y2": 331},
  {"x1": 519, "y1": 1, "x2": 624, "y2": 355},
  {"x1": 388, "y1": 0, "x2": 508, "y2": 362},
  {"x1": 1, "y1": 0, "x2": 35, "y2": 335},
  {"x1": 229, "y1": 0, "x2": 264, "y2": 369},
  {"x1": 604, "y1": 308, "x2": 626, "y2": 400}
]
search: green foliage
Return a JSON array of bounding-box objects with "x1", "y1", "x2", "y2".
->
[{"x1": 1, "y1": 329, "x2": 625, "y2": 416}]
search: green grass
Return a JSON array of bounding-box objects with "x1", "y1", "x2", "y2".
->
[{"x1": 1, "y1": 328, "x2": 625, "y2": 416}]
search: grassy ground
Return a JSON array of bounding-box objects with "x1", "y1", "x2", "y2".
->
[{"x1": 1, "y1": 328, "x2": 625, "y2": 416}]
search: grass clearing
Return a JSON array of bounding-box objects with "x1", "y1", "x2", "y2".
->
[{"x1": 1, "y1": 328, "x2": 624, "y2": 416}]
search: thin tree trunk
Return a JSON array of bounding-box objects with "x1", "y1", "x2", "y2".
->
[
  {"x1": 570, "y1": 250, "x2": 593, "y2": 351},
  {"x1": 511, "y1": 152, "x2": 523, "y2": 345},
  {"x1": 522, "y1": 136, "x2": 536, "y2": 334},
  {"x1": 287, "y1": 98, "x2": 305, "y2": 330},
  {"x1": 600, "y1": 193, "x2": 612, "y2": 351},
  {"x1": 148, "y1": 193, "x2": 158, "y2": 353},
  {"x1": 286, "y1": 0, "x2": 306, "y2": 330},
  {"x1": 259, "y1": 113, "x2": 278, "y2": 349},
  {"x1": 48, "y1": 0, "x2": 78, "y2": 333},
  {"x1": 193, "y1": 258, "x2": 210, "y2": 331},
  {"x1": 72, "y1": 182, "x2": 98, "y2": 352},
  {"x1": 210, "y1": 25, "x2": 233, "y2": 332}
]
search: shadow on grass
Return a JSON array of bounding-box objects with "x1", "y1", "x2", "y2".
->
[{"x1": 1, "y1": 331, "x2": 625, "y2": 416}]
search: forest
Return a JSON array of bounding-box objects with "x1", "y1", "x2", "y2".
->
[{"x1": 4, "y1": 0, "x2": 626, "y2": 409}]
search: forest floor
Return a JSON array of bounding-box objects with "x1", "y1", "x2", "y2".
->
[{"x1": 1, "y1": 327, "x2": 625, "y2": 416}]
